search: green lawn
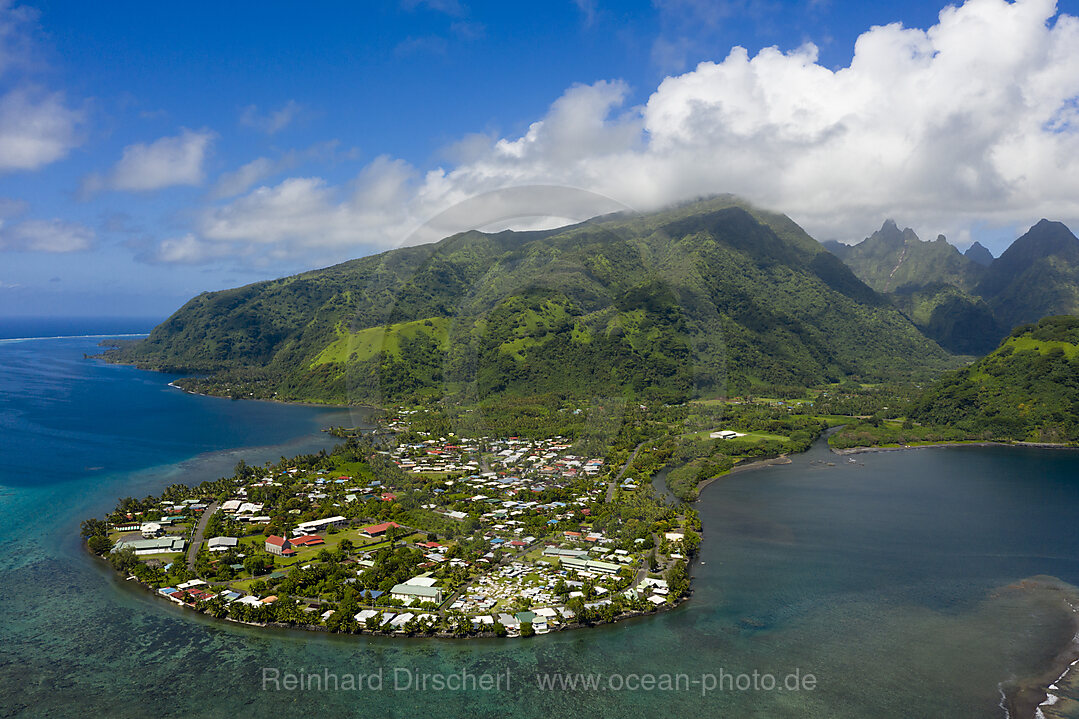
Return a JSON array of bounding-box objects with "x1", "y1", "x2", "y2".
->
[
  {"x1": 311, "y1": 317, "x2": 451, "y2": 366},
  {"x1": 1002, "y1": 336, "x2": 1079, "y2": 358}
]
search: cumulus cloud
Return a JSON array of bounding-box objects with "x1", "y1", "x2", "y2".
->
[
  {"x1": 209, "y1": 141, "x2": 349, "y2": 200},
  {"x1": 159, "y1": 0, "x2": 1079, "y2": 265},
  {"x1": 0, "y1": 218, "x2": 93, "y2": 252},
  {"x1": 84, "y1": 128, "x2": 215, "y2": 195},
  {"x1": 0, "y1": 87, "x2": 83, "y2": 172},
  {"x1": 239, "y1": 100, "x2": 303, "y2": 135},
  {"x1": 0, "y1": 2, "x2": 85, "y2": 173},
  {"x1": 211, "y1": 157, "x2": 278, "y2": 200},
  {"x1": 201, "y1": 156, "x2": 417, "y2": 248},
  {"x1": 137, "y1": 233, "x2": 234, "y2": 265}
]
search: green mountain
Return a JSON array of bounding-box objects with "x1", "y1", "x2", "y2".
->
[
  {"x1": 909, "y1": 315, "x2": 1079, "y2": 442},
  {"x1": 104, "y1": 197, "x2": 954, "y2": 404},
  {"x1": 977, "y1": 220, "x2": 1079, "y2": 330},
  {"x1": 825, "y1": 220, "x2": 985, "y2": 294},
  {"x1": 964, "y1": 241, "x2": 994, "y2": 267},
  {"x1": 824, "y1": 220, "x2": 998, "y2": 354}
]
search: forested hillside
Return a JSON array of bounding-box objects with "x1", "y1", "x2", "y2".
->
[
  {"x1": 104, "y1": 197, "x2": 954, "y2": 404},
  {"x1": 909, "y1": 315, "x2": 1079, "y2": 442}
]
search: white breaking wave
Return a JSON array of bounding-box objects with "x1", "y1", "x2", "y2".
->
[{"x1": 0, "y1": 332, "x2": 148, "y2": 344}]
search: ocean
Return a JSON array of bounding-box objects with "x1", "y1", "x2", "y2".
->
[{"x1": 1, "y1": 320, "x2": 1078, "y2": 718}]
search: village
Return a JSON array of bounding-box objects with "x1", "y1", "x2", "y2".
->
[{"x1": 88, "y1": 407, "x2": 700, "y2": 637}]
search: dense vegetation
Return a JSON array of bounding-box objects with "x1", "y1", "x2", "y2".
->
[
  {"x1": 907, "y1": 315, "x2": 1079, "y2": 442},
  {"x1": 102, "y1": 196, "x2": 954, "y2": 405}
]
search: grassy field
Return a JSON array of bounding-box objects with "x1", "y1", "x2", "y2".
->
[
  {"x1": 311, "y1": 317, "x2": 451, "y2": 366},
  {"x1": 1001, "y1": 336, "x2": 1079, "y2": 358}
]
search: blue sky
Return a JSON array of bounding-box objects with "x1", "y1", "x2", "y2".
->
[{"x1": 1, "y1": 0, "x2": 1078, "y2": 318}]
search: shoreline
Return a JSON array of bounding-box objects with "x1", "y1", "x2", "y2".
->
[
  {"x1": 97, "y1": 548, "x2": 691, "y2": 640},
  {"x1": 998, "y1": 577, "x2": 1079, "y2": 719},
  {"x1": 830, "y1": 440, "x2": 1078, "y2": 456},
  {"x1": 695, "y1": 455, "x2": 792, "y2": 495},
  {"x1": 162, "y1": 379, "x2": 360, "y2": 410}
]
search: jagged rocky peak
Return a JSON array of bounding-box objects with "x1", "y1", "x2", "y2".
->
[
  {"x1": 964, "y1": 241, "x2": 994, "y2": 266},
  {"x1": 872, "y1": 219, "x2": 920, "y2": 246}
]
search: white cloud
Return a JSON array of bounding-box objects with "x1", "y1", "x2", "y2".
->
[
  {"x1": 209, "y1": 142, "x2": 349, "y2": 200},
  {"x1": 85, "y1": 128, "x2": 215, "y2": 194},
  {"x1": 202, "y1": 156, "x2": 416, "y2": 248},
  {"x1": 401, "y1": 0, "x2": 466, "y2": 16},
  {"x1": 0, "y1": 218, "x2": 93, "y2": 252},
  {"x1": 211, "y1": 157, "x2": 278, "y2": 200},
  {"x1": 139, "y1": 233, "x2": 233, "y2": 265},
  {"x1": 0, "y1": 86, "x2": 83, "y2": 173},
  {"x1": 573, "y1": 0, "x2": 598, "y2": 26},
  {"x1": 165, "y1": 0, "x2": 1079, "y2": 265},
  {"x1": 239, "y1": 100, "x2": 302, "y2": 135},
  {"x1": 0, "y1": 5, "x2": 85, "y2": 173}
]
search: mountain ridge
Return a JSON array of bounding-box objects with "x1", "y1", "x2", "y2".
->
[
  {"x1": 104, "y1": 197, "x2": 954, "y2": 404},
  {"x1": 822, "y1": 218, "x2": 1079, "y2": 355}
]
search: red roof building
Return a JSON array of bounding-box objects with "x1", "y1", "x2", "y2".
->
[
  {"x1": 265, "y1": 535, "x2": 292, "y2": 556},
  {"x1": 359, "y1": 521, "x2": 401, "y2": 537},
  {"x1": 290, "y1": 535, "x2": 325, "y2": 547}
]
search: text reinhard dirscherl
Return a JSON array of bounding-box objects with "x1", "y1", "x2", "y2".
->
[{"x1": 260, "y1": 668, "x2": 817, "y2": 696}]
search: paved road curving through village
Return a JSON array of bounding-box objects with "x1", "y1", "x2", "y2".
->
[{"x1": 186, "y1": 500, "x2": 220, "y2": 571}]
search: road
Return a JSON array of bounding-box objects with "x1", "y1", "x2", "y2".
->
[
  {"x1": 186, "y1": 500, "x2": 220, "y2": 572},
  {"x1": 607, "y1": 440, "x2": 648, "y2": 502}
]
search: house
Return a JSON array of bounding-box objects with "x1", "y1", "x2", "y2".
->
[
  {"x1": 390, "y1": 583, "x2": 443, "y2": 605},
  {"x1": 289, "y1": 534, "x2": 324, "y2": 547},
  {"x1": 140, "y1": 522, "x2": 163, "y2": 538},
  {"x1": 207, "y1": 536, "x2": 238, "y2": 552},
  {"x1": 359, "y1": 521, "x2": 401, "y2": 538},
  {"x1": 543, "y1": 547, "x2": 588, "y2": 559},
  {"x1": 561, "y1": 556, "x2": 589, "y2": 572},
  {"x1": 114, "y1": 536, "x2": 186, "y2": 555},
  {"x1": 586, "y1": 560, "x2": 621, "y2": 575},
  {"x1": 265, "y1": 535, "x2": 294, "y2": 556},
  {"x1": 401, "y1": 575, "x2": 438, "y2": 588},
  {"x1": 709, "y1": 430, "x2": 745, "y2": 440},
  {"x1": 294, "y1": 515, "x2": 348, "y2": 535}
]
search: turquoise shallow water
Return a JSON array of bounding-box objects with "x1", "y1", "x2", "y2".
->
[{"x1": 2, "y1": 332, "x2": 1079, "y2": 718}]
